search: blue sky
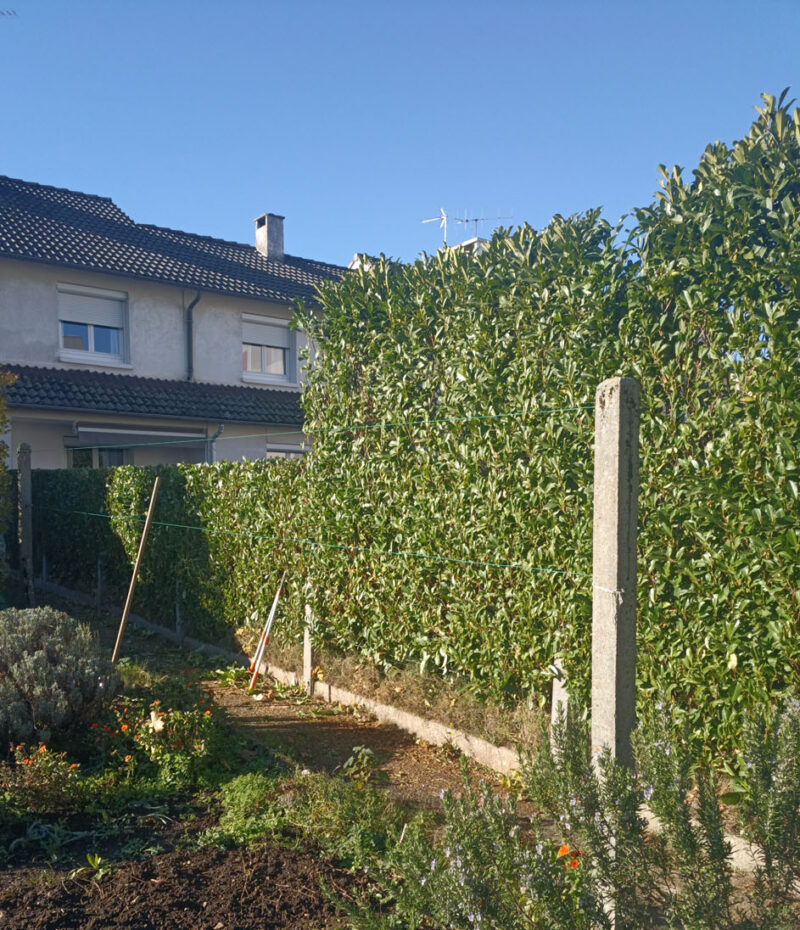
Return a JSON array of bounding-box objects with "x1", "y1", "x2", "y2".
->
[{"x1": 2, "y1": 0, "x2": 798, "y2": 266}]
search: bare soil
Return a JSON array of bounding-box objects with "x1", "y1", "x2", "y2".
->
[
  {"x1": 0, "y1": 844, "x2": 366, "y2": 930},
  {"x1": 210, "y1": 680, "x2": 508, "y2": 808}
]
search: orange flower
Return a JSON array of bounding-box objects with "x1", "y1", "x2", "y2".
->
[
  {"x1": 557, "y1": 845, "x2": 570, "y2": 858},
  {"x1": 204, "y1": 710, "x2": 211, "y2": 716},
  {"x1": 121, "y1": 724, "x2": 129, "y2": 732},
  {"x1": 69, "y1": 763, "x2": 79, "y2": 770},
  {"x1": 38, "y1": 745, "x2": 47, "y2": 754},
  {"x1": 124, "y1": 755, "x2": 132, "y2": 763}
]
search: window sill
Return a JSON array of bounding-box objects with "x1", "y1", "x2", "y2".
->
[
  {"x1": 241, "y1": 371, "x2": 299, "y2": 388},
  {"x1": 58, "y1": 350, "x2": 133, "y2": 370}
]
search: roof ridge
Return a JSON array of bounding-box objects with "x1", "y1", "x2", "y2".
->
[
  {"x1": 0, "y1": 176, "x2": 347, "y2": 301},
  {"x1": 139, "y1": 223, "x2": 347, "y2": 272},
  {"x1": 0, "y1": 174, "x2": 116, "y2": 207}
]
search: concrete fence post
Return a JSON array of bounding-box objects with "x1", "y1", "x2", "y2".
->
[
  {"x1": 17, "y1": 443, "x2": 35, "y2": 607},
  {"x1": 591, "y1": 377, "x2": 640, "y2": 771},
  {"x1": 303, "y1": 583, "x2": 317, "y2": 696}
]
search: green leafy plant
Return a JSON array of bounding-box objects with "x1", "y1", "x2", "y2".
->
[
  {"x1": 0, "y1": 606, "x2": 116, "y2": 747},
  {"x1": 339, "y1": 745, "x2": 378, "y2": 785},
  {"x1": 19, "y1": 91, "x2": 800, "y2": 758}
]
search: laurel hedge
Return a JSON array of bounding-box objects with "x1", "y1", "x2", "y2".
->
[
  {"x1": 27, "y1": 460, "x2": 304, "y2": 644},
  {"x1": 9, "y1": 92, "x2": 800, "y2": 754},
  {"x1": 297, "y1": 92, "x2": 800, "y2": 752}
]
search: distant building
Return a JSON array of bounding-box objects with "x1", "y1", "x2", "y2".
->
[{"x1": 0, "y1": 176, "x2": 345, "y2": 468}]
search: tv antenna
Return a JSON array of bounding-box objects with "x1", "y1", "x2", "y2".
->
[
  {"x1": 455, "y1": 212, "x2": 513, "y2": 240},
  {"x1": 421, "y1": 207, "x2": 449, "y2": 246}
]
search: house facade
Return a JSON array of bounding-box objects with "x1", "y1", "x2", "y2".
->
[{"x1": 0, "y1": 176, "x2": 345, "y2": 469}]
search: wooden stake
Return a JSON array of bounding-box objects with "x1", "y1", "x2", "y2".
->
[
  {"x1": 111, "y1": 476, "x2": 161, "y2": 664},
  {"x1": 248, "y1": 571, "x2": 287, "y2": 689}
]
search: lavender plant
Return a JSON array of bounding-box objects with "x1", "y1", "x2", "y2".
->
[{"x1": 0, "y1": 606, "x2": 115, "y2": 748}]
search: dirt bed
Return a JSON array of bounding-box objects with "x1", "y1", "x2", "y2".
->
[
  {"x1": 210, "y1": 681, "x2": 506, "y2": 808},
  {"x1": 0, "y1": 843, "x2": 364, "y2": 930}
]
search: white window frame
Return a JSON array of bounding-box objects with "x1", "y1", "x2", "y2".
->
[
  {"x1": 57, "y1": 283, "x2": 131, "y2": 368},
  {"x1": 241, "y1": 312, "x2": 297, "y2": 385}
]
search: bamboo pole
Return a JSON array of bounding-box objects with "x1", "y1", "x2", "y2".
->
[{"x1": 111, "y1": 476, "x2": 161, "y2": 664}]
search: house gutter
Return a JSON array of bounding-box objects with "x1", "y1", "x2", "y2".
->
[
  {"x1": 185, "y1": 291, "x2": 202, "y2": 381},
  {"x1": 206, "y1": 423, "x2": 224, "y2": 463}
]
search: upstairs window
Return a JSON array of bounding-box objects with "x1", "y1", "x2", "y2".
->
[
  {"x1": 58, "y1": 283, "x2": 128, "y2": 366},
  {"x1": 241, "y1": 314, "x2": 295, "y2": 384}
]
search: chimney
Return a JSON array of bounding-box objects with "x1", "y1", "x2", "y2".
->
[{"x1": 254, "y1": 212, "x2": 284, "y2": 261}]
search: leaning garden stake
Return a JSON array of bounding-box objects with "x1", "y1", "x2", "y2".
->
[
  {"x1": 591, "y1": 377, "x2": 640, "y2": 771},
  {"x1": 111, "y1": 476, "x2": 161, "y2": 665}
]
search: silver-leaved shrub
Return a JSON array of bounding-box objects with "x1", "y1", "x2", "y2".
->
[{"x1": 0, "y1": 606, "x2": 116, "y2": 747}]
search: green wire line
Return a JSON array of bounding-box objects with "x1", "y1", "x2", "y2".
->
[
  {"x1": 65, "y1": 405, "x2": 593, "y2": 453},
  {"x1": 38, "y1": 506, "x2": 591, "y2": 579}
]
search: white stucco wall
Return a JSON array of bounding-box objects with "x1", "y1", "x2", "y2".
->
[{"x1": 0, "y1": 257, "x2": 309, "y2": 389}]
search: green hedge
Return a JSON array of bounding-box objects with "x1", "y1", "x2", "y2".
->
[
  {"x1": 29, "y1": 460, "x2": 303, "y2": 644},
  {"x1": 12, "y1": 92, "x2": 800, "y2": 755},
  {"x1": 296, "y1": 92, "x2": 800, "y2": 752}
]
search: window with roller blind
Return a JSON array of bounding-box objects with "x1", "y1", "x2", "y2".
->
[
  {"x1": 57, "y1": 283, "x2": 128, "y2": 366},
  {"x1": 241, "y1": 313, "x2": 296, "y2": 384}
]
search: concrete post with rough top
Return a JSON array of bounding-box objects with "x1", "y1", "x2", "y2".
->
[{"x1": 591, "y1": 377, "x2": 640, "y2": 771}]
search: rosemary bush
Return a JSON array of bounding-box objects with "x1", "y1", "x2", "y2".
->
[
  {"x1": 737, "y1": 699, "x2": 800, "y2": 928},
  {"x1": 392, "y1": 773, "x2": 608, "y2": 930}
]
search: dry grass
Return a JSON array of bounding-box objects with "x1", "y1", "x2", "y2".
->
[{"x1": 235, "y1": 627, "x2": 542, "y2": 750}]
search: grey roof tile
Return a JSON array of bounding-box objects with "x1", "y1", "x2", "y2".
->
[
  {"x1": 0, "y1": 176, "x2": 345, "y2": 304},
  {"x1": 4, "y1": 364, "x2": 304, "y2": 427}
]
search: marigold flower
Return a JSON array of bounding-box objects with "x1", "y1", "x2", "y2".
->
[
  {"x1": 124, "y1": 755, "x2": 132, "y2": 763},
  {"x1": 557, "y1": 844, "x2": 570, "y2": 859},
  {"x1": 121, "y1": 724, "x2": 129, "y2": 732},
  {"x1": 69, "y1": 763, "x2": 79, "y2": 770},
  {"x1": 38, "y1": 745, "x2": 47, "y2": 754},
  {"x1": 204, "y1": 710, "x2": 211, "y2": 716},
  {"x1": 568, "y1": 858, "x2": 580, "y2": 869}
]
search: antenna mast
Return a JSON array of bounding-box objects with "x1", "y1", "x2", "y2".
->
[{"x1": 421, "y1": 208, "x2": 449, "y2": 246}]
